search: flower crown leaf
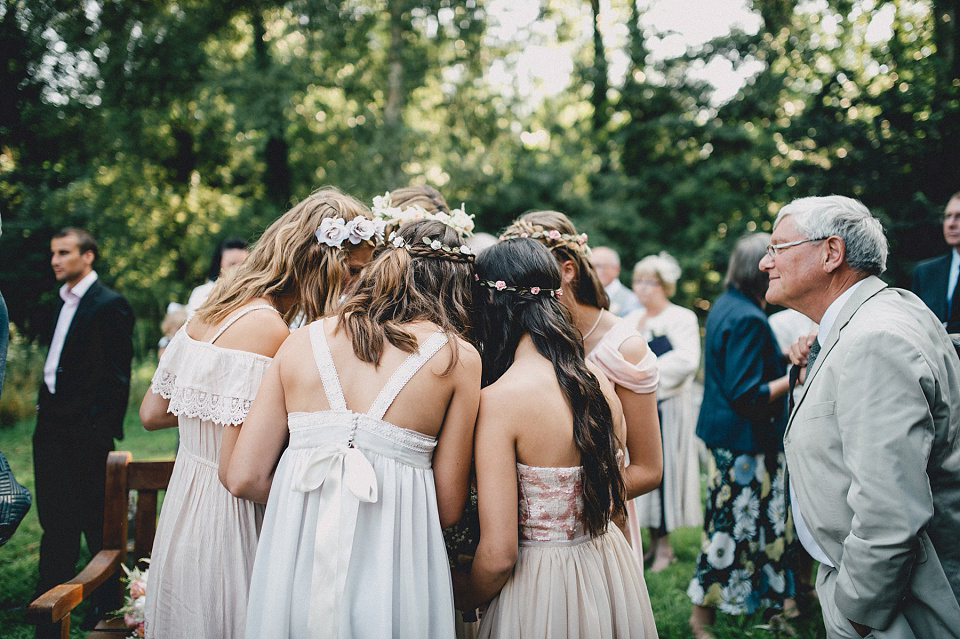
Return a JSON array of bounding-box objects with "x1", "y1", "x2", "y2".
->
[
  {"x1": 500, "y1": 225, "x2": 590, "y2": 255},
  {"x1": 477, "y1": 278, "x2": 563, "y2": 297},
  {"x1": 388, "y1": 232, "x2": 476, "y2": 260}
]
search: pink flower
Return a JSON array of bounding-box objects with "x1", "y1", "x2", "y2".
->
[
  {"x1": 124, "y1": 614, "x2": 137, "y2": 628},
  {"x1": 578, "y1": 233, "x2": 588, "y2": 244},
  {"x1": 474, "y1": 274, "x2": 479, "y2": 281},
  {"x1": 520, "y1": 232, "x2": 529, "y2": 238},
  {"x1": 495, "y1": 280, "x2": 507, "y2": 291},
  {"x1": 556, "y1": 289, "x2": 563, "y2": 297},
  {"x1": 130, "y1": 579, "x2": 146, "y2": 599},
  {"x1": 548, "y1": 230, "x2": 562, "y2": 240},
  {"x1": 530, "y1": 287, "x2": 540, "y2": 295}
]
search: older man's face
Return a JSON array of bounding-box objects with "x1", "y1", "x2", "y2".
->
[
  {"x1": 944, "y1": 197, "x2": 960, "y2": 249},
  {"x1": 759, "y1": 216, "x2": 825, "y2": 310}
]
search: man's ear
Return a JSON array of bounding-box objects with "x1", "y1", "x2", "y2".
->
[
  {"x1": 81, "y1": 250, "x2": 95, "y2": 269},
  {"x1": 823, "y1": 237, "x2": 845, "y2": 273}
]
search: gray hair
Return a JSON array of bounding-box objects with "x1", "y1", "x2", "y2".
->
[
  {"x1": 633, "y1": 252, "x2": 681, "y2": 297},
  {"x1": 725, "y1": 233, "x2": 771, "y2": 304},
  {"x1": 774, "y1": 195, "x2": 887, "y2": 275}
]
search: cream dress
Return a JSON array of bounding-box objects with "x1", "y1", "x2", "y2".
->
[
  {"x1": 144, "y1": 305, "x2": 277, "y2": 639},
  {"x1": 478, "y1": 463, "x2": 658, "y2": 638},
  {"x1": 245, "y1": 318, "x2": 456, "y2": 639}
]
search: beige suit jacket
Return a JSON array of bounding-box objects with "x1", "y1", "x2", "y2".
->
[{"x1": 785, "y1": 276, "x2": 960, "y2": 637}]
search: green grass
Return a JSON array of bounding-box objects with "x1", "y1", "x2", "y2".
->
[
  {"x1": 1, "y1": 362, "x2": 826, "y2": 638},
  {"x1": 0, "y1": 362, "x2": 178, "y2": 639}
]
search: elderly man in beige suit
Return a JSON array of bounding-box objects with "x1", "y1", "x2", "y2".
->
[{"x1": 759, "y1": 196, "x2": 960, "y2": 639}]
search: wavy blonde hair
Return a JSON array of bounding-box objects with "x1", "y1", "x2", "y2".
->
[
  {"x1": 196, "y1": 187, "x2": 374, "y2": 326},
  {"x1": 503, "y1": 211, "x2": 610, "y2": 310}
]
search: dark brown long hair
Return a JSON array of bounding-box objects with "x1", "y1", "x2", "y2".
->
[
  {"x1": 502, "y1": 210, "x2": 610, "y2": 310},
  {"x1": 473, "y1": 238, "x2": 625, "y2": 537},
  {"x1": 336, "y1": 219, "x2": 473, "y2": 370}
]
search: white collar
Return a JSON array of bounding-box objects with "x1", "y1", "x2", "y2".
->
[
  {"x1": 60, "y1": 270, "x2": 98, "y2": 303},
  {"x1": 817, "y1": 278, "x2": 867, "y2": 347}
]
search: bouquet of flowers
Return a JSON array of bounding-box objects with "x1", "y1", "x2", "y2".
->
[{"x1": 112, "y1": 559, "x2": 149, "y2": 638}]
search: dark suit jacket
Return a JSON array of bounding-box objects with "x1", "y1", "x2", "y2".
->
[
  {"x1": 38, "y1": 278, "x2": 134, "y2": 442},
  {"x1": 696, "y1": 287, "x2": 788, "y2": 454},
  {"x1": 911, "y1": 252, "x2": 952, "y2": 322}
]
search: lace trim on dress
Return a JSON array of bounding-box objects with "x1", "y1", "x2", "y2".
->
[{"x1": 150, "y1": 328, "x2": 272, "y2": 426}]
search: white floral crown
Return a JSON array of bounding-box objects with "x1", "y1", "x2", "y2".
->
[
  {"x1": 476, "y1": 277, "x2": 563, "y2": 297},
  {"x1": 371, "y1": 191, "x2": 475, "y2": 237},
  {"x1": 315, "y1": 216, "x2": 386, "y2": 249},
  {"x1": 389, "y1": 232, "x2": 475, "y2": 261}
]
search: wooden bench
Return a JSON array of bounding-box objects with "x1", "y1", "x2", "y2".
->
[{"x1": 28, "y1": 451, "x2": 175, "y2": 639}]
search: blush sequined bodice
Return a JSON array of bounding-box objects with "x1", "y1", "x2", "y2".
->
[{"x1": 517, "y1": 462, "x2": 587, "y2": 542}]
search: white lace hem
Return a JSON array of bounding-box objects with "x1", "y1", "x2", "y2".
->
[{"x1": 152, "y1": 370, "x2": 251, "y2": 426}]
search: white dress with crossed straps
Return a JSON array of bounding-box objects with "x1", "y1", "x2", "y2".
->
[
  {"x1": 144, "y1": 304, "x2": 280, "y2": 639},
  {"x1": 245, "y1": 318, "x2": 456, "y2": 639}
]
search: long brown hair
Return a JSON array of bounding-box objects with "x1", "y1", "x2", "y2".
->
[
  {"x1": 197, "y1": 187, "x2": 374, "y2": 325},
  {"x1": 502, "y1": 210, "x2": 610, "y2": 310},
  {"x1": 473, "y1": 238, "x2": 625, "y2": 537},
  {"x1": 336, "y1": 219, "x2": 473, "y2": 370}
]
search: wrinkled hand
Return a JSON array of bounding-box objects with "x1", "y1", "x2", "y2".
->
[{"x1": 788, "y1": 332, "x2": 817, "y2": 366}]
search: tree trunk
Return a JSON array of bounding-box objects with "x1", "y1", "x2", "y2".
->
[{"x1": 251, "y1": 9, "x2": 291, "y2": 206}]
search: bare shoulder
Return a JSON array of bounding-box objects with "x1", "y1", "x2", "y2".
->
[
  {"x1": 215, "y1": 306, "x2": 290, "y2": 358},
  {"x1": 617, "y1": 332, "x2": 651, "y2": 365}
]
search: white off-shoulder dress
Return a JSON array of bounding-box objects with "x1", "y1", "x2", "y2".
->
[
  {"x1": 144, "y1": 305, "x2": 278, "y2": 639},
  {"x1": 245, "y1": 318, "x2": 456, "y2": 639},
  {"x1": 478, "y1": 463, "x2": 658, "y2": 639}
]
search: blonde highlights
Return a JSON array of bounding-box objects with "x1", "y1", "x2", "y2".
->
[{"x1": 197, "y1": 187, "x2": 373, "y2": 326}]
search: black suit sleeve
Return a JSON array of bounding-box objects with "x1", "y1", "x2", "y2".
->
[{"x1": 89, "y1": 294, "x2": 134, "y2": 440}]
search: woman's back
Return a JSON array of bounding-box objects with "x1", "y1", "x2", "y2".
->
[{"x1": 245, "y1": 318, "x2": 476, "y2": 639}]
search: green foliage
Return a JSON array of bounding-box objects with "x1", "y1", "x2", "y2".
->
[
  {"x1": 0, "y1": 326, "x2": 46, "y2": 428},
  {"x1": 1, "y1": 0, "x2": 956, "y2": 340}
]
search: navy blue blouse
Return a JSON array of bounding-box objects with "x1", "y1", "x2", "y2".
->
[{"x1": 696, "y1": 287, "x2": 788, "y2": 454}]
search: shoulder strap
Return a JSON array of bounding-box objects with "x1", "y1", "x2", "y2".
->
[
  {"x1": 209, "y1": 304, "x2": 279, "y2": 345},
  {"x1": 366, "y1": 331, "x2": 449, "y2": 420},
  {"x1": 308, "y1": 318, "x2": 347, "y2": 411}
]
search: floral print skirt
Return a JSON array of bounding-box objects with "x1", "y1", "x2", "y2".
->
[{"x1": 687, "y1": 447, "x2": 798, "y2": 615}]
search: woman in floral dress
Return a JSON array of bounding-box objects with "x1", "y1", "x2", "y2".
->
[{"x1": 687, "y1": 233, "x2": 798, "y2": 639}]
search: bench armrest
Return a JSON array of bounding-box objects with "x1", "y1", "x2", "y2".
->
[{"x1": 28, "y1": 549, "x2": 123, "y2": 626}]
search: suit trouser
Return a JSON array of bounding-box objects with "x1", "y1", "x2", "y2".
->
[{"x1": 33, "y1": 413, "x2": 112, "y2": 594}]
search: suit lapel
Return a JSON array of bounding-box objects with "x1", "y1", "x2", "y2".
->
[
  {"x1": 931, "y1": 255, "x2": 951, "y2": 319},
  {"x1": 785, "y1": 276, "x2": 887, "y2": 437}
]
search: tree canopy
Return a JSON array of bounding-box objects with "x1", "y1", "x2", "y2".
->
[{"x1": 2, "y1": 0, "x2": 957, "y2": 348}]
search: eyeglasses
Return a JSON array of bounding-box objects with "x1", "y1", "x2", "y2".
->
[{"x1": 765, "y1": 237, "x2": 828, "y2": 259}]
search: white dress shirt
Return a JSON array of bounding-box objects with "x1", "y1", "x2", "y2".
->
[
  {"x1": 948, "y1": 249, "x2": 960, "y2": 311},
  {"x1": 790, "y1": 279, "x2": 867, "y2": 568},
  {"x1": 43, "y1": 270, "x2": 98, "y2": 393}
]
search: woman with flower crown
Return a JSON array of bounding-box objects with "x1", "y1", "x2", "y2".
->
[
  {"x1": 454, "y1": 238, "x2": 657, "y2": 638},
  {"x1": 500, "y1": 212, "x2": 663, "y2": 545},
  {"x1": 139, "y1": 188, "x2": 381, "y2": 639},
  {"x1": 225, "y1": 219, "x2": 481, "y2": 639}
]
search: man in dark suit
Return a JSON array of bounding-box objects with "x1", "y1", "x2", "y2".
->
[
  {"x1": 34, "y1": 228, "x2": 133, "y2": 594},
  {"x1": 912, "y1": 191, "x2": 960, "y2": 332}
]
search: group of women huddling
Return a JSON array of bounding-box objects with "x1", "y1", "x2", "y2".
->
[{"x1": 138, "y1": 186, "x2": 663, "y2": 639}]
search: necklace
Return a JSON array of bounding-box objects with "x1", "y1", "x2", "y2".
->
[{"x1": 581, "y1": 309, "x2": 604, "y2": 341}]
